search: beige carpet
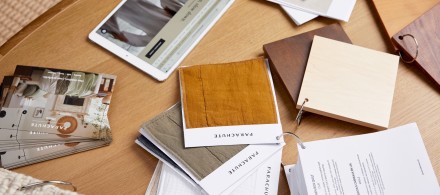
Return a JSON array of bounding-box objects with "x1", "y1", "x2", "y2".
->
[{"x1": 0, "y1": 0, "x2": 62, "y2": 47}]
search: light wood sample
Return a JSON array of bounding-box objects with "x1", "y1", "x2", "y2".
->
[
  {"x1": 297, "y1": 36, "x2": 399, "y2": 129},
  {"x1": 263, "y1": 23, "x2": 351, "y2": 105}
]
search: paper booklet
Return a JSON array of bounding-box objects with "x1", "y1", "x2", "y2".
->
[
  {"x1": 287, "y1": 123, "x2": 439, "y2": 195},
  {"x1": 148, "y1": 150, "x2": 281, "y2": 195},
  {"x1": 0, "y1": 65, "x2": 116, "y2": 169},
  {"x1": 136, "y1": 103, "x2": 284, "y2": 195},
  {"x1": 268, "y1": 0, "x2": 356, "y2": 22}
]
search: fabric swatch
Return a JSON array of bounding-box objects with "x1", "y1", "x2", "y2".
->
[
  {"x1": 141, "y1": 103, "x2": 247, "y2": 180},
  {"x1": 0, "y1": 168, "x2": 77, "y2": 195},
  {"x1": 179, "y1": 58, "x2": 278, "y2": 129}
]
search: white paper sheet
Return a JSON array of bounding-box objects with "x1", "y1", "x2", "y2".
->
[
  {"x1": 294, "y1": 123, "x2": 439, "y2": 195},
  {"x1": 155, "y1": 150, "x2": 282, "y2": 195},
  {"x1": 284, "y1": 164, "x2": 299, "y2": 195},
  {"x1": 281, "y1": 6, "x2": 317, "y2": 25},
  {"x1": 273, "y1": 0, "x2": 356, "y2": 22}
]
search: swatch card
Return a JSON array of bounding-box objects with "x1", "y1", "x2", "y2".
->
[
  {"x1": 136, "y1": 103, "x2": 284, "y2": 194},
  {"x1": 297, "y1": 36, "x2": 399, "y2": 129},
  {"x1": 179, "y1": 58, "x2": 283, "y2": 147},
  {"x1": 154, "y1": 150, "x2": 282, "y2": 195}
]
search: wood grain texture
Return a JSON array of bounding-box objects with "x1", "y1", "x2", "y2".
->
[
  {"x1": 371, "y1": 0, "x2": 439, "y2": 39},
  {"x1": 0, "y1": 0, "x2": 439, "y2": 194},
  {"x1": 263, "y1": 23, "x2": 351, "y2": 105},
  {"x1": 297, "y1": 36, "x2": 399, "y2": 130},
  {"x1": 391, "y1": 4, "x2": 440, "y2": 91}
]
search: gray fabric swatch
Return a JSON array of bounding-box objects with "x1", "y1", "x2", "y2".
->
[{"x1": 142, "y1": 103, "x2": 247, "y2": 180}]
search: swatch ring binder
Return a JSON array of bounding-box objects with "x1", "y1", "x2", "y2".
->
[
  {"x1": 397, "y1": 34, "x2": 419, "y2": 63},
  {"x1": 276, "y1": 132, "x2": 306, "y2": 149},
  {"x1": 19, "y1": 180, "x2": 77, "y2": 192},
  {"x1": 276, "y1": 99, "x2": 308, "y2": 150},
  {"x1": 295, "y1": 98, "x2": 308, "y2": 125}
]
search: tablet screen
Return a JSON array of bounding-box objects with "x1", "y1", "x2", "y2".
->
[{"x1": 95, "y1": 0, "x2": 226, "y2": 74}]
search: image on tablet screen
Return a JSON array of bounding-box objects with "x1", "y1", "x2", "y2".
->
[{"x1": 97, "y1": 0, "x2": 186, "y2": 56}]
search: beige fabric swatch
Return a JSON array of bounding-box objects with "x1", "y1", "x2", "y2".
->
[
  {"x1": 142, "y1": 103, "x2": 247, "y2": 180},
  {"x1": 179, "y1": 58, "x2": 278, "y2": 129},
  {"x1": 0, "y1": 168, "x2": 77, "y2": 195}
]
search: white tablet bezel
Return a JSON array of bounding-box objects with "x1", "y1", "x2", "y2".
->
[{"x1": 88, "y1": 0, "x2": 235, "y2": 81}]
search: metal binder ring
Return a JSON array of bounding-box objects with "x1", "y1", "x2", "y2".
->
[
  {"x1": 276, "y1": 132, "x2": 306, "y2": 149},
  {"x1": 295, "y1": 98, "x2": 308, "y2": 125},
  {"x1": 398, "y1": 34, "x2": 419, "y2": 63},
  {"x1": 18, "y1": 180, "x2": 77, "y2": 192}
]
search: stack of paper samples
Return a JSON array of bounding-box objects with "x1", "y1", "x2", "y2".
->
[
  {"x1": 136, "y1": 58, "x2": 285, "y2": 194},
  {"x1": 284, "y1": 123, "x2": 439, "y2": 195},
  {"x1": 268, "y1": 0, "x2": 357, "y2": 25},
  {"x1": 0, "y1": 65, "x2": 116, "y2": 169},
  {"x1": 136, "y1": 103, "x2": 283, "y2": 194},
  {"x1": 145, "y1": 152, "x2": 281, "y2": 195}
]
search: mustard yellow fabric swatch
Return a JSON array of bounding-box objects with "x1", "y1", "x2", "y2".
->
[{"x1": 180, "y1": 58, "x2": 278, "y2": 128}]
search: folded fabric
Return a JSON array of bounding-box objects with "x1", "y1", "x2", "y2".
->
[
  {"x1": 141, "y1": 103, "x2": 246, "y2": 180},
  {"x1": 179, "y1": 58, "x2": 278, "y2": 129}
]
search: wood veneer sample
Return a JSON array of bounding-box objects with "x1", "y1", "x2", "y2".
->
[
  {"x1": 297, "y1": 36, "x2": 399, "y2": 130},
  {"x1": 179, "y1": 58, "x2": 278, "y2": 129},
  {"x1": 371, "y1": 0, "x2": 438, "y2": 40},
  {"x1": 391, "y1": 4, "x2": 440, "y2": 90},
  {"x1": 263, "y1": 23, "x2": 351, "y2": 104}
]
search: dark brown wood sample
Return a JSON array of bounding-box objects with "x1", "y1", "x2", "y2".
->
[
  {"x1": 391, "y1": 3, "x2": 440, "y2": 90},
  {"x1": 263, "y1": 23, "x2": 351, "y2": 105}
]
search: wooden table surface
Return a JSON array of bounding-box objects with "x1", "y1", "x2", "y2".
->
[{"x1": 0, "y1": 0, "x2": 439, "y2": 194}]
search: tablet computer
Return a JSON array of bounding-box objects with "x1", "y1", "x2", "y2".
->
[{"x1": 89, "y1": 0, "x2": 234, "y2": 81}]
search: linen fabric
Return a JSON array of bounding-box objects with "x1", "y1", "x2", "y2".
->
[
  {"x1": 141, "y1": 103, "x2": 247, "y2": 180},
  {"x1": 179, "y1": 58, "x2": 278, "y2": 129},
  {"x1": 0, "y1": 168, "x2": 77, "y2": 195}
]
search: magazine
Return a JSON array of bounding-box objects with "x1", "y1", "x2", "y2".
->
[{"x1": 0, "y1": 66, "x2": 116, "y2": 169}]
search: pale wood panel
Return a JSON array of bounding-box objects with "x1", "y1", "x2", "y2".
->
[
  {"x1": 297, "y1": 36, "x2": 399, "y2": 130},
  {"x1": 0, "y1": 0, "x2": 438, "y2": 194}
]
